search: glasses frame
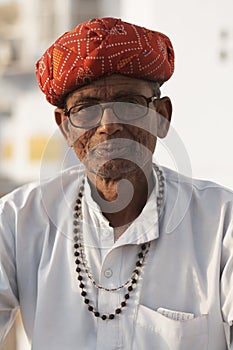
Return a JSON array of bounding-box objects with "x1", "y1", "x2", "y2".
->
[{"x1": 64, "y1": 94, "x2": 159, "y2": 129}]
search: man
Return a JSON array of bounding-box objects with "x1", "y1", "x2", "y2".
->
[{"x1": 0, "y1": 17, "x2": 232, "y2": 350}]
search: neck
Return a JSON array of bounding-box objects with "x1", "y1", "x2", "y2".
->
[{"x1": 86, "y1": 163, "x2": 154, "y2": 238}]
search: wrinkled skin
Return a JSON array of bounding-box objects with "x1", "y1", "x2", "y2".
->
[
  {"x1": 55, "y1": 74, "x2": 172, "y2": 237},
  {"x1": 56, "y1": 75, "x2": 171, "y2": 179}
]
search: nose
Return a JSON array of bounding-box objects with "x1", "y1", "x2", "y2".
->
[{"x1": 97, "y1": 104, "x2": 124, "y2": 135}]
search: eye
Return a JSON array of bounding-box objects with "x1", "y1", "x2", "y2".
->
[
  {"x1": 120, "y1": 97, "x2": 139, "y2": 104},
  {"x1": 117, "y1": 95, "x2": 146, "y2": 106},
  {"x1": 70, "y1": 103, "x2": 98, "y2": 115}
]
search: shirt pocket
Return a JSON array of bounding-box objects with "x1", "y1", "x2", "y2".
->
[{"x1": 132, "y1": 304, "x2": 208, "y2": 350}]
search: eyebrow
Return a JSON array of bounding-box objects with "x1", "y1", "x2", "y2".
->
[
  {"x1": 71, "y1": 90, "x2": 143, "y2": 105},
  {"x1": 72, "y1": 96, "x2": 102, "y2": 104}
]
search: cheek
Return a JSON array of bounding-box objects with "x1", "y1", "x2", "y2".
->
[
  {"x1": 146, "y1": 133, "x2": 157, "y2": 152},
  {"x1": 127, "y1": 125, "x2": 157, "y2": 152},
  {"x1": 72, "y1": 129, "x2": 95, "y2": 161},
  {"x1": 73, "y1": 139, "x2": 85, "y2": 161}
]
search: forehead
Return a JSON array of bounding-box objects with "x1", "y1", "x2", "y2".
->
[{"x1": 66, "y1": 74, "x2": 153, "y2": 103}]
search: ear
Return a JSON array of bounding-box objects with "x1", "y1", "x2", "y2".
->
[
  {"x1": 154, "y1": 97, "x2": 172, "y2": 138},
  {"x1": 54, "y1": 108, "x2": 73, "y2": 147}
]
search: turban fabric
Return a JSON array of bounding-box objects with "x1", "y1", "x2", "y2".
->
[{"x1": 36, "y1": 17, "x2": 175, "y2": 107}]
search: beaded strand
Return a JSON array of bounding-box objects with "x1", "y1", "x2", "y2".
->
[{"x1": 73, "y1": 165, "x2": 164, "y2": 320}]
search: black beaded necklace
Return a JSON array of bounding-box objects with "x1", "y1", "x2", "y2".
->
[{"x1": 73, "y1": 165, "x2": 164, "y2": 320}]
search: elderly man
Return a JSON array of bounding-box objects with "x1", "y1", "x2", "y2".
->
[{"x1": 0, "y1": 17, "x2": 232, "y2": 350}]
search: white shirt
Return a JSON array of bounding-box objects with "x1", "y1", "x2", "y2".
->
[{"x1": 0, "y1": 164, "x2": 232, "y2": 350}]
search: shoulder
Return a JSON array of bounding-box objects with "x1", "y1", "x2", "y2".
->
[
  {"x1": 159, "y1": 165, "x2": 233, "y2": 234},
  {"x1": 0, "y1": 164, "x2": 85, "y2": 217},
  {"x1": 162, "y1": 165, "x2": 233, "y2": 200}
]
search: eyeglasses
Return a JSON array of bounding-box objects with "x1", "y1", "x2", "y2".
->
[{"x1": 64, "y1": 94, "x2": 158, "y2": 129}]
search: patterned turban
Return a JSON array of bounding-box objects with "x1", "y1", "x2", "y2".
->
[{"x1": 36, "y1": 17, "x2": 175, "y2": 107}]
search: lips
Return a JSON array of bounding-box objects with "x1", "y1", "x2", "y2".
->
[
  {"x1": 96, "y1": 147, "x2": 127, "y2": 158},
  {"x1": 91, "y1": 139, "x2": 134, "y2": 159}
]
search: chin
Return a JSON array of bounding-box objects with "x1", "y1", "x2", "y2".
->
[{"x1": 86, "y1": 159, "x2": 139, "y2": 180}]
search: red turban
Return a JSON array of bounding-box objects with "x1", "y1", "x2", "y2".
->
[{"x1": 36, "y1": 17, "x2": 175, "y2": 107}]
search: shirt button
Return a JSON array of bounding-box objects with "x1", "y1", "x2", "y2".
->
[
  {"x1": 103, "y1": 230, "x2": 111, "y2": 238},
  {"x1": 104, "y1": 268, "x2": 113, "y2": 278}
]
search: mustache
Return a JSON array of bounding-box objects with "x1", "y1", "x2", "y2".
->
[{"x1": 89, "y1": 138, "x2": 134, "y2": 152}]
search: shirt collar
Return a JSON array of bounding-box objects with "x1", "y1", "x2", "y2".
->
[{"x1": 84, "y1": 165, "x2": 162, "y2": 245}]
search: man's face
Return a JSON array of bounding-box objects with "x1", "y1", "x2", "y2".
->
[{"x1": 57, "y1": 74, "x2": 169, "y2": 180}]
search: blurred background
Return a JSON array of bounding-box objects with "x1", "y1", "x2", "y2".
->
[{"x1": 0, "y1": 0, "x2": 232, "y2": 348}]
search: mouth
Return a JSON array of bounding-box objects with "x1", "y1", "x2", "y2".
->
[
  {"x1": 90, "y1": 139, "x2": 134, "y2": 159},
  {"x1": 83, "y1": 137, "x2": 153, "y2": 178}
]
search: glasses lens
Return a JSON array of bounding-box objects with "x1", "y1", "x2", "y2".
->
[
  {"x1": 113, "y1": 96, "x2": 148, "y2": 121},
  {"x1": 68, "y1": 95, "x2": 151, "y2": 128},
  {"x1": 69, "y1": 104, "x2": 102, "y2": 128}
]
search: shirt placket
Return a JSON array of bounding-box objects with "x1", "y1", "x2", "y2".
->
[
  {"x1": 96, "y1": 245, "x2": 124, "y2": 349},
  {"x1": 95, "y1": 240, "x2": 147, "y2": 349},
  {"x1": 82, "y1": 207, "x2": 122, "y2": 349}
]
